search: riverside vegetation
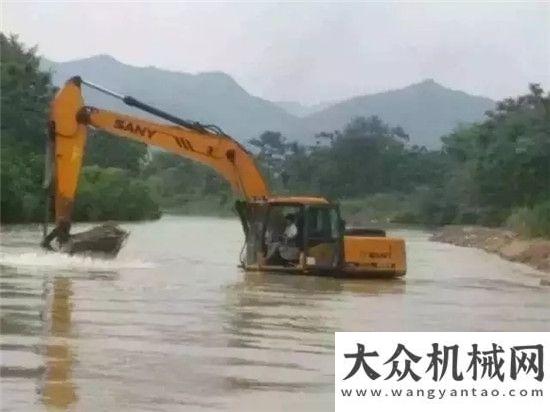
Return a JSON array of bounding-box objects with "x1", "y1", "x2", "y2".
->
[{"x1": 2, "y1": 34, "x2": 549, "y2": 239}]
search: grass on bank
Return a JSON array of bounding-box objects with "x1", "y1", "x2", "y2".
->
[
  {"x1": 505, "y1": 201, "x2": 550, "y2": 238},
  {"x1": 339, "y1": 193, "x2": 550, "y2": 238}
]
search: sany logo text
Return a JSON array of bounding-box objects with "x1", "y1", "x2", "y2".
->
[{"x1": 114, "y1": 119, "x2": 157, "y2": 139}]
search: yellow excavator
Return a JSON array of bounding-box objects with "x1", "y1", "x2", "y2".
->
[{"x1": 42, "y1": 76, "x2": 406, "y2": 278}]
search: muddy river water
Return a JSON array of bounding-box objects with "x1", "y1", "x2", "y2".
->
[{"x1": 1, "y1": 216, "x2": 549, "y2": 411}]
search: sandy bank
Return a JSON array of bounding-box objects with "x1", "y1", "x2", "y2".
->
[{"x1": 431, "y1": 226, "x2": 550, "y2": 274}]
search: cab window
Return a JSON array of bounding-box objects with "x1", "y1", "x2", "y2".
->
[{"x1": 306, "y1": 207, "x2": 340, "y2": 240}]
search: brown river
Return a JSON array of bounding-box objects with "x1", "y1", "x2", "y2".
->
[{"x1": 1, "y1": 216, "x2": 549, "y2": 411}]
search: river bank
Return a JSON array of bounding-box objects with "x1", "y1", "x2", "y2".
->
[{"x1": 431, "y1": 226, "x2": 550, "y2": 275}]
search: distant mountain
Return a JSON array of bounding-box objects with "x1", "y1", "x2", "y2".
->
[
  {"x1": 303, "y1": 79, "x2": 495, "y2": 148},
  {"x1": 42, "y1": 55, "x2": 494, "y2": 148},
  {"x1": 42, "y1": 54, "x2": 305, "y2": 143},
  {"x1": 274, "y1": 100, "x2": 337, "y2": 117}
]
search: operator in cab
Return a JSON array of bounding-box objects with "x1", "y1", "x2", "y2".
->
[
  {"x1": 283, "y1": 213, "x2": 298, "y2": 241},
  {"x1": 266, "y1": 212, "x2": 301, "y2": 265}
]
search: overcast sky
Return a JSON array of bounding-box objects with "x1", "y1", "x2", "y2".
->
[{"x1": 2, "y1": 1, "x2": 549, "y2": 104}]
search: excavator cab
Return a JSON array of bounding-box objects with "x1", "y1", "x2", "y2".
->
[
  {"x1": 236, "y1": 198, "x2": 344, "y2": 274},
  {"x1": 237, "y1": 197, "x2": 406, "y2": 278}
]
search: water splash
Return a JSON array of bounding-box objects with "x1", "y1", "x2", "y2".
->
[{"x1": 0, "y1": 251, "x2": 155, "y2": 271}]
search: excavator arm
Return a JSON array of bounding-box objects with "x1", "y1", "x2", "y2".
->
[{"x1": 46, "y1": 76, "x2": 269, "y2": 243}]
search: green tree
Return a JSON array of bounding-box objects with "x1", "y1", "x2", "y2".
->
[
  {"x1": 248, "y1": 131, "x2": 289, "y2": 185},
  {"x1": 74, "y1": 166, "x2": 160, "y2": 221},
  {"x1": 441, "y1": 84, "x2": 550, "y2": 225},
  {"x1": 0, "y1": 33, "x2": 53, "y2": 222},
  {"x1": 142, "y1": 151, "x2": 232, "y2": 214},
  {"x1": 84, "y1": 129, "x2": 148, "y2": 174},
  {"x1": 0, "y1": 33, "x2": 161, "y2": 223}
]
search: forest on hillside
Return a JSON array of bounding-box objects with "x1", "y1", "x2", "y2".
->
[{"x1": 2, "y1": 34, "x2": 549, "y2": 236}]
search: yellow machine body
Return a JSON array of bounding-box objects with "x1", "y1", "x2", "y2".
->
[
  {"x1": 46, "y1": 76, "x2": 407, "y2": 278},
  {"x1": 342, "y1": 235, "x2": 406, "y2": 277}
]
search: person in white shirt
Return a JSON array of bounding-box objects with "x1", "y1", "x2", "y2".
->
[
  {"x1": 283, "y1": 213, "x2": 298, "y2": 241},
  {"x1": 266, "y1": 213, "x2": 301, "y2": 264}
]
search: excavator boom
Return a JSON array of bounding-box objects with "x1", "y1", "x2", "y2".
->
[{"x1": 50, "y1": 76, "x2": 269, "y2": 229}]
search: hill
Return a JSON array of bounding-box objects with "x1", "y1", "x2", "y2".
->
[
  {"x1": 42, "y1": 56, "x2": 494, "y2": 147},
  {"x1": 42, "y1": 55, "x2": 305, "y2": 142},
  {"x1": 303, "y1": 79, "x2": 495, "y2": 148},
  {"x1": 273, "y1": 100, "x2": 336, "y2": 117}
]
